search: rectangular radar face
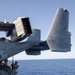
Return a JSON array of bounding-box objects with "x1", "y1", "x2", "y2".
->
[
  {"x1": 21, "y1": 18, "x2": 32, "y2": 34},
  {"x1": 13, "y1": 17, "x2": 32, "y2": 37}
]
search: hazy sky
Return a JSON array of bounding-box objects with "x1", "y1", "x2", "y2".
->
[{"x1": 0, "y1": 0, "x2": 75, "y2": 60}]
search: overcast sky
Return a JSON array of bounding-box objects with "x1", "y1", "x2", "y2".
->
[{"x1": 0, "y1": 0, "x2": 75, "y2": 60}]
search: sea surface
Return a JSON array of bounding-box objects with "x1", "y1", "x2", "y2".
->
[{"x1": 9, "y1": 59, "x2": 75, "y2": 75}]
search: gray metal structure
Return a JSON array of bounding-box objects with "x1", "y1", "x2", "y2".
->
[
  {"x1": 0, "y1": 8, "x2": 71, "y2": 61},
  {"x1": 46, "y1": 8, "x2": 71, "y2": 52}
]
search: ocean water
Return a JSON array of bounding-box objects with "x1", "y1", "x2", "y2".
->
[{"x1": 9, "y1": 59, "x2": 75, "y2": 75}]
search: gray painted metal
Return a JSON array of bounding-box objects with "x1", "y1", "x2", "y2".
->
[
  {"x1": 0, "y1": 40, "x2": 34, "y2": 61},
  {"x1": 0, "y1": 8, "x2": 71, "y2": 61},
  {"x1": 26, "y1": 29, "x2": 41, "y2": 55},
  {"x1": 27, "y1": 29, "x2": 41, "y2": 42},
  {"x1": 46, "y1": 8, "x2": 71, "y2": 52}
]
